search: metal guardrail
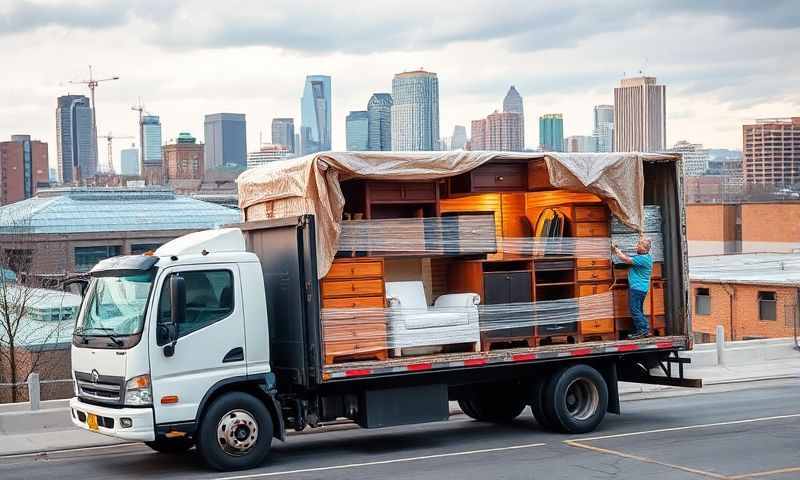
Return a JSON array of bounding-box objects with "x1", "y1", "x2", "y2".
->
[{"x1": 0, "y1": 375, "x2": 72, "y2": 410}]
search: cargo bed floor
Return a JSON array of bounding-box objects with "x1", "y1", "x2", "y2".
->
[{"x1": 322, "y1": 335, "x2": 689, "y2": 380}]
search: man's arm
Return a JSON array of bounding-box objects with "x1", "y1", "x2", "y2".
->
[{"x1": 611, "y1": 244, "x2": 634, "y2": 265}]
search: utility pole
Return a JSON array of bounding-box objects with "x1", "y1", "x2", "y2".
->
[
  {"x1": 131, "y1": 98, "x2": 145, "y2": 177},
  {"x1": 67, "y1": 66, "x2": 120, "y2": 179}
]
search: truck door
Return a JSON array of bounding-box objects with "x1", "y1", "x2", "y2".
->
[{"x1": 148, "y1": 264, "x2": 247, "y2": 425}]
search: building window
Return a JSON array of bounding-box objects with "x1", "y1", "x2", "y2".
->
[
  {"x1": 131, "y1": 243, "x2": 161, "y2": 255},
  {"x1": 758, "y1": 291, "x2": 777, "y2": 321},
  {"x1": 695, "y1": 288, "x2": 711, "y2": 315},
  {"x1": 74, "y1": 246, "x2": 121, "y2": 272}
]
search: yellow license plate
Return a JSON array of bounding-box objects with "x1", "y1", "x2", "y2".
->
[{"x1": 87, "y1": 413, "x2": 99, "y2": 431}]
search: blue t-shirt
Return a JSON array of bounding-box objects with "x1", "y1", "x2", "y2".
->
[{"x1": 628, "y1": 254, "x2": 653, "y2": 293}]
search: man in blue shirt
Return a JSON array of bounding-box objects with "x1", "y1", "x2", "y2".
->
[{"x1": 612, "y1": 237, "x2": 653, "y2": 339}]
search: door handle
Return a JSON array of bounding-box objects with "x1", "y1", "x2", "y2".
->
[{"x1": 222, "y1": 347, "x2": 244, "y2": 363}]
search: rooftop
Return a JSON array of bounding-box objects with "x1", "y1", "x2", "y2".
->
[
  {"x1": 690, "y1": 252, "x2": 800, "y2": 287},
  {"x1": 0, "y1": 187, "x2": 241, "y2": 235}
]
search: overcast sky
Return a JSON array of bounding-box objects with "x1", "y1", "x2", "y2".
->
[{"x1": 1, "y1": 0, "x2": 798, "y2": 171}]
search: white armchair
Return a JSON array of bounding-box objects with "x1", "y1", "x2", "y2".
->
[{"x1": 385, "y1": 281, "x2": 481, "y2": 356}]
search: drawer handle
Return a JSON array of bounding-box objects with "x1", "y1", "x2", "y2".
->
[
  {"x1": 496, "y1": 176, "x2": 504, "y2": 182},
  {"x1": 351, "y1": 284, "x2": 356, "y2": 291},
  {"x1": 350, "y1": 267, "x2": 355, "y2": 275},
  {"x1": 591, "y1": 273, "x2": 598, "y2": 279}
]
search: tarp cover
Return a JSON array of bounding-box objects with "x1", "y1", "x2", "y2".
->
[{"x1": 236, "y1": 151, "x2": 678, "y2": 278}]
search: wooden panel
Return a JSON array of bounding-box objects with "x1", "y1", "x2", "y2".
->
[
  {"x1": 446, "y1": 261, "x2": 485, "y2": 298},
  {"x1": 326, "y1": 260, "x2": 384, "y2": 279},
  {"x1": 366, "y1": 182, "x2": 403, "y2": 202},
  {"x1": 321, "y1": 278, "x2": 385, "y2": 298},
  {"x1": 614, "y1": 288, "x2": 629, "y2": 317},
  {"x1": 471, "y1": 163, "x2": 528, "y2": 191},
  {"x1": 527, "y1": 160, "x2": 552, "y2": 190},
  {"x1": 581, "y1": 318, "x2": 614, "y2": 334},
  {"x1": 652, "y1": 281, "x2": 665, "y2": 315},
  {"x1": 577, "y1": 258, "x2": 611, "y2": 269},
  {"x1": 501, "y1": 193, "x2": 528, "y2": 237},
  {"x1": 322, "y1": 296, "x2": 386, "y2": 309},
  {"x1": 652, "y1": 262, "x2": 663, "y2": 279},
  {"x1": 577, "y1": 283, "x2": 611, "y2": 296},
  {"x1": 440, "y1": 193, "x2": 502, "y2": 237},
  {"x1": 574, "y1": 206, "x2": 608, "y2": 222},
  {"x1": 652, "y1": 315, "x2": 666, "y2": 330},
  {"x1": 402, "y1": 182, "x2": 437, "y2": 201},
  {"x1": 577, "y1": 268, "x2": 612, "y2": 282},
  {"x1": 575, "y1": 222, "x2": 609, "y2": 237}
]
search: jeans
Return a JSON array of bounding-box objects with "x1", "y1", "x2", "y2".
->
[{"x1": 628, "y1": 289, "x2": 649, "y2": 334}]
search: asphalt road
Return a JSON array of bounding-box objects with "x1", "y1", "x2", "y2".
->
[{"x1": 1, "y1": 379, "x2": 799, "y2": 480}]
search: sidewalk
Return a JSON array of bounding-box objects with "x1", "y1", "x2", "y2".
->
[{"x1": 0, "y1": 348, "x2": 800, "y2": 457}]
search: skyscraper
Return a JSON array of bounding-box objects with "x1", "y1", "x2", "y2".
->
[
  {"x1": 613, "y1": 76, "x2": 666, "y2": 152},
  {"x1": 204, "y1": 113, "x2": 247, "y2": 170},
  {"x1": 391, "y1": 70, "x2": 439, "y2": 151},
  {"x1": 470, "y1": 119, "x2": 486, "y2": 150},
  {"x1": 142, "y1": 114, "x2": 162, "y2": 168},
  {"x1": 56, "y1": 94, "x2": 95, "y2": 183},
  {"x1": 451, "y1": 125, "x2": 467, "y2": 150},
  {"x1": 503, "y1": 85, "x2": 524, "y2": 114},
  {"x1": 743, "y1": 117, "x2": 800, "y2": 185},
  {"x1": 539, "y1": 114, "x2": 564, "y2": 152},
  {"x1": 593, "y1": 105, "x2": 614, "y2": 153},
  {"x1": 565, "y1": 135, "x2": 597, "y2": 153},
  {"x1": 300, "y1": 75, "x2": 332, "y2": 155},
  {"x1": 271, "y1": 118, "x2": 295, "y2": 153},
  {"x1": 367, "y1": 93, "x2": 393, "y2": 151},
  {"x1": 345, "y1": 111, "x2": 369, "y2": 151},
  {"x1": 668, "y1": 140, "x2": 709, "y2": 177},
  {"x1": 0, "y1": 135, "x2": 49, "y2": 205},
  {"x1": 119, "y1": 145, "x2": 139, "y2": 176}
]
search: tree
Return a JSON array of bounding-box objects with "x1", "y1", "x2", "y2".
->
[{"x1": 0, "y1": 207, "x2": 73, "y2": 403}]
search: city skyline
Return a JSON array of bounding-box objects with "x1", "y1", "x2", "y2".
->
[{"x1": 1, "y1": 2, "x2": 797, "y2": 168}]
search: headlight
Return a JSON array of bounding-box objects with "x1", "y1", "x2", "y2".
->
[{"x1": 124, "y1": 374, "x2": 152, "y2": 406}]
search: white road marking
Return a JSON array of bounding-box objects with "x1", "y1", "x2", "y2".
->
[
  {"x1": 570, "y1": 412, "x2": 800, "y2": 442},
  {"x1": 0, "y1": 442, "x2": 138, "y2": 459},
  {"x1": 216, "y1": 442, "x2": 548, "y2": 479}
]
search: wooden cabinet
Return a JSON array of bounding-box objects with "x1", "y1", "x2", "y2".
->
[
  {"x1": 320, "y1": 258, "x2": 388, "y2": 363},
  {"x1": 575, "y1": 222, "x2": 609, "y2": 237},
  {"x1": 341, "y1": 180, "x2": 439, "y2": 220},
  {"x1": 577, "y1": 283, "x2": 614, "y2": 334},
  {"x1": 449, "y1": 162, "x2": 528, "y2": 194},
  {"x1": 577, "y1": 268, "x2": 612, "y2": 282}
]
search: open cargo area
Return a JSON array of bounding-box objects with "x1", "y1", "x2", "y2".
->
[{"x1": 237, "y1": 151, "x2": 691, "y2": 386}]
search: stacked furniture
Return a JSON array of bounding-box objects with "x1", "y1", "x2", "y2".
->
[
  {"x1": 320, "y1": 258, "x2": 388, "y2": 364},
  {"x1": 571, "y1": 205, "x2": 615, "y2": 341},
  {"x1": 384, "y1": 281, "x2": 481, "y2": 355}
]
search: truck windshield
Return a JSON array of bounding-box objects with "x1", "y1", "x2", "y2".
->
[{"x1": 77, "y1": 271, "x2": 155, "y2": 337}]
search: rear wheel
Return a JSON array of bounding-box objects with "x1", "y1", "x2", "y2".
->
[
  {"x1": 529, "y1": 376, "x2": 560, "y2": 432},
  {"x1": 196, "y1": 392, "x2": 274, "y2": 471},
  {"x1": 145, "y1": 437, "x2": 194, "y2": 454},
  {"x1": 542, "y1": 364, "x2": 608, "y2": 434},
  {"x1": 458, "y1": 386, "x2": 527, "y2": 423}
]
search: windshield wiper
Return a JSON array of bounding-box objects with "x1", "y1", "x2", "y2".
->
[{"x1": 74, "y1": 327, "x2": 124, "y2": 347}]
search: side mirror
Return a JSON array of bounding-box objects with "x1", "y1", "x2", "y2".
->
[{"x1": 162, "y1": 276, "x2": 185, "y2": 357}]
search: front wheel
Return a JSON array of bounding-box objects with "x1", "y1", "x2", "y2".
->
[
  {"x1": 196, "y1": 392, "x2": 274, "y2": 471},
  {"x1": 542, "y1": 364, "x2": 608, "y2": 434},
  {"x1": 145, "y1": 437, "x2": 194, "y2": 454}
]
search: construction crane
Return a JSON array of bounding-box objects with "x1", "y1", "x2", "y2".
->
[
  {"x1": 67, "y1": 65, "x2": 120, "y2": 174},
  {"x1": 97, "y1": 132, "x2": 134, "y2": 174},
  {"x1": 131, "y1": 97, "x2": 146, "y2": 176}
]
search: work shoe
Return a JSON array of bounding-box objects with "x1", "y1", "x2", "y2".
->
[{"x1": 627, "y1": 331, "x2": 650, "y2": 340}]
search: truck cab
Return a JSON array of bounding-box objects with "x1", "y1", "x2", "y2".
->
[{"x1": 70, "y1": 228, "x2": 281, "y2": 469}]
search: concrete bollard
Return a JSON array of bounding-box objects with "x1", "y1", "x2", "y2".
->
[
  {"x1": 27, "y1": 373, "x2": 40, "y2": 411},
  {"x1": 715, "y1": 325, "x2": 726, "y2": 366}
]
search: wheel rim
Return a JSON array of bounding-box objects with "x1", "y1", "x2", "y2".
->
[
  {"x1": 564, "y1": 377, "x2": 600, "y2": 421},
  {"x1": 217, "y1": 409, "x2": 259, "y2": 456}
]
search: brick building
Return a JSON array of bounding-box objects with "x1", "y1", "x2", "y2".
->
[
  {"x1": 0, "y1": 135, "x2": 49, "y2": 205},
  {"x1": 164, "y1": 132, "x2": 204, "y2": 181},
  {"x1": 686, "y1": 202, "x2": 800, "y2": 256},
  {"x1": 690, "y1": 253, "x2": 799, "y2": 342},
  {"x1": 0, "y1": 187, "x2": 240, "y2": 278}
]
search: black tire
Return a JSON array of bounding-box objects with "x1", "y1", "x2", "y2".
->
[
  {"x1": 529, "y1": 376, "x2": 560, "y2": 432},
  {"x1": 145, "y1": 437, "x2": 195, "y2": 454},
  {"x1": 196, "y1": 391, "x2": 274, "y2": 471},
  {"x1": 542, "y1": 364, "x2": 608, "y2": 434},
  {"x1": 458, "y1": 388, "x2": 527, "y2": 423}
]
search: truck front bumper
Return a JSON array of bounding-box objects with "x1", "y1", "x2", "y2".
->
[{"x1": 70, "y1": 397, "x2": 155, "y2": 442}]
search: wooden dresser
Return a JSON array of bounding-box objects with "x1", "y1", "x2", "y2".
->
[
  {"x1": 573, "y1": 205, "x2": 615, "y2": 341},
  {"x1": 612, "y1": 262, "x2": 666, "y2": 337},
  {"x1": 320, "y1": 258, "x2": 388, "y2": 364}
]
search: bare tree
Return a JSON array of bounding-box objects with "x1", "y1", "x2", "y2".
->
[{"x1": 0, "y1": 207, "x2": 72, "y2": 403}]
